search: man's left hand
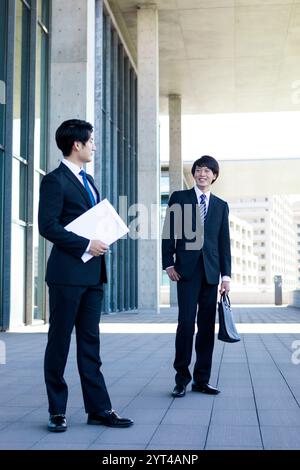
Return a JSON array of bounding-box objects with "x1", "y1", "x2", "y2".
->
[{"x1": 220, "y1": 281, "x2": 230, "y2": 295}]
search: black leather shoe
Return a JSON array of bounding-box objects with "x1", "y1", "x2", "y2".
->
[
  {"x1": 172, "y1": 384, "x2": 186, "y2": 397},
  {"x1": 87, "y1": 410, "x2": 134, "y2": 428},
  {"x1": 192, "y1": 382, "x2": 220, "y2": 395},
  {"x1": 48, "y1": 414, "x2": 67, "y2": 432}
]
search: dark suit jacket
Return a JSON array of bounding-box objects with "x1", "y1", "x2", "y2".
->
[
  {"x1": 162, "y1": 188, "x2": 231, "y2": 284},
  {"x1": 38, "y1": 162, "x2": 107, "y2": 286}
]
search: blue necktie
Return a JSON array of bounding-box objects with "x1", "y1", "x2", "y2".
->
[
  {"x1": 199, "y1": 193, "x2": 207, "y2": 223},
  {"x1": 79, "y1": 169, "x2": 96, "y2": 206}
]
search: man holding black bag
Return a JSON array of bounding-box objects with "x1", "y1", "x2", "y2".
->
[{"x1": 162, "y1": 156, "x2": 231, "y2": 398}]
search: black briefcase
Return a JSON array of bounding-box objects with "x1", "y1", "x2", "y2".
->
[{"x1": 217, "y1": 293, "x2": 240, "y2": 343}]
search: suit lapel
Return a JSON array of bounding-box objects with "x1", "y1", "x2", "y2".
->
[
  {"x1": 188, "y1": 187, "x2": 198, "y2": 205},
  {"x1": 205, "y1": 193, "x2": 216, "y2": 226},
  {"x1": 59, "y1": 162, "x2": 93, "y2": 207},
  {"x1": 187, "y1": 188, "x2": 198, "y2": 230}
]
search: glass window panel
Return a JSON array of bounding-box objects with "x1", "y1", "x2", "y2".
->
[
  {"x1": 102, "y1": 15, "x2": 107, "y2": 110},
  {"x1": 0, "y1": 152, "x2": 3, "y2": 203},
  {"x1": 11, "y1": 158, "x2": 21, "y2": 220},
  {"x1": 110, "y1": 30, "x2": 114, "y2": 118},
  {"x1": 34, "y1": 29, "x2": 41, "y2": 166},
  {"x1": 13, "y1": 0, "x2": 30, "y2": 159},
  {"x1": 37, "y1": 0, "x2": 49, "y2": 28},
  {"x1": 34, "y1": 26, "x2": 48, "y2": 171},
  {"x1": 33, "y1": 171, "x2": 45, "y2": 320},
  {"x1": 0, "y1": 0, "x2": 7, "y2": 147},
  {"x1": 10, "y1": 222, "x2": 26, "y2": 325},
  {"x1": 12, "y1": 157, "x2": 27, "y2": 222},
  {"x1": 0, "y1": 150, "x2": 3, "y2": 325}
]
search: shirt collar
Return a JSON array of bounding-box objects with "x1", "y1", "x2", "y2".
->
[
  {"x1": 194, "y1": 185, "x2": 210, "y2": 203},
  {"x1": 62, "y1": 158, "x2": 83, "y2": 176}
]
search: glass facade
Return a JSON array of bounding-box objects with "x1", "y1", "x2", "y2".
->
[
  {"x1": 99, "y1": 10, "x2": 138, "y2": 313},
  {"x1": 0, "y1": 0, "x2": 50, "y2": 329},
  {"x1": 0, "y1": 0, "x2": 138, "y2": 328},
  {"x1": 11, "y1": 0, "x2": 30, "y2": 326},
  {"x1": 0, "y1": 0, "x2": 6, "y2": 144},
  {"x1": 33, "y1": 0, "x2": 49, "y2": 320},
  {"x1": 0, "y1": 0, "x2": 7, "y2": 329},
  {"x1": 13, "y1": 0, "x2": 30, "y2": 160}
]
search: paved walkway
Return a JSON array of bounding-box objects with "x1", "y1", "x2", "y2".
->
[{"x1": 0, "y1": 305, "x2": 300, "y2": 450}]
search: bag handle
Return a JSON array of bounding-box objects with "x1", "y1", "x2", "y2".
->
[{"x1": 220, "y1": 291, "x2": 231, "y2": 308}]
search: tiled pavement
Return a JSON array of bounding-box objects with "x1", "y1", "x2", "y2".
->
[{"x1": 0, "y1": 305, "x2": 300, "y2": 450}]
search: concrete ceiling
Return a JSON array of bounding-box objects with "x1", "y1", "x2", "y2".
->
[{"x1": 111, "y1": 0, "x2": 300, "y2": 114}]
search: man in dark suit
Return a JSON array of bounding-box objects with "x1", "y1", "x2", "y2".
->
[
  {"x1": 38, "y1": 119, "x2": 133, "y2": 431},
  {"x1": 162, "y1": 156, "x2": 231, "y2": 397}
]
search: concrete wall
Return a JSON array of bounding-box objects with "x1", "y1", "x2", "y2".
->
[
  {"x1": 49, "y1": 0, "x2": 95, "y2": 171},
  {"x1": 137, "y1": 5, "x2": 160, "y2": 312}
]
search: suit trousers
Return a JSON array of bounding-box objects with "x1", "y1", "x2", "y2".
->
[
  {"x1": 174, "y1": 254, "x2": 218, "y2": 386},
  {"x1": 44, "y1": 284, "x2": 111, "y2": 414}
]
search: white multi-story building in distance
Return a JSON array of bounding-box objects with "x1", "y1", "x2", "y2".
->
[
  {"x1": 229, "y1": 214, "x2": 258, "y2": 291},
  {"x1": 293, "y1": 201, "x2": 300, "y2": 288},
  {"x1": 228, "y1": 196, "x2": 297, "y2": 293}
]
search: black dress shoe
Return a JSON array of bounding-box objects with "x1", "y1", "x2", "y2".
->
[
  {"x1": 87, "y1": 410, "x2": 134, "y2": 428},
  {"x1": 48, "y1": 414, "x2": 67, "y2": 432},
  {"x1": 191, "y1": 383, "x2": 220, "y2": 395},
  {"x1": 172, "y1": 384, "x2": 186, "y2": 397}
]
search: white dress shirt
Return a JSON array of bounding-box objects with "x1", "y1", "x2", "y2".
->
[
  {"x1": 194, "y1": 185, "x2": 210, "y2": 211},
  {"x1": 62, "y1": 159, "x2": 97, "y2": 202}
]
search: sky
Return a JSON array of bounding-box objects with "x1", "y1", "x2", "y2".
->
[{"x1": 159, "y1": 111, "x2": 300, "y2": 162}]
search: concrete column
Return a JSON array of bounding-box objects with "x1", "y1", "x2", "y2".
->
[
  {"x1": 49, "y1": 0, "x2": 95, "y2": 171},
  {"x1": 168, "y1": 94, "x2": 183, "y2": 306},
  {"x1": 45, "y1": 1, "x2": 96, "y2": 320},
  {"x1": 137, "y1": 4, "x2": 159, "y2": 313}
]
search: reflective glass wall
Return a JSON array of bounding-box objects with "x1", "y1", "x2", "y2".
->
[
  {"x1": 0, "y1": 0, "x2": 50, "y2": 329},
  {"x1": 11, "y1": 0, "x2": 31, "y2": 326},
  {"x1": 97, "y1": 6, "x2": 138, "y2": 313},
  {"x1": 0, "y1": 0, "x2": 7, "y2": 329},
  {"x1": 33, "y1": 0, "x2": 49, "y2": 320}
]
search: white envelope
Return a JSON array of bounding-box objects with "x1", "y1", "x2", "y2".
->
[{"x1": 64, "y1": 198, "x2": 129, "y2": 263}]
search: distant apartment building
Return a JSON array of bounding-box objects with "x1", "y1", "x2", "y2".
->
[
  {"x1": 228, "y1": 196, "x2": 297, "y2": 292},
  {"x1": 229, "y1": 214, "x2": 259, "y2": 291},
  {"x1": 293, "y1": 201, "x2": 300, "y2": 288}
]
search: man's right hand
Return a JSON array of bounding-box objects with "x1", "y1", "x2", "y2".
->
[
  {"x1": 88, "y1": 240, "x2": 109, "y2": 257},
  {"x1": 166, "y1": 267, "x2": 181, "y2": 282}
]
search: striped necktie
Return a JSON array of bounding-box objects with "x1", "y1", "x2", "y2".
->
[
  {"x1": 79, "y1": 169, "x2": 96, "y2": 206},
  {"x1": 199, "y1": 193, "x2": 207, "y2": 224}
]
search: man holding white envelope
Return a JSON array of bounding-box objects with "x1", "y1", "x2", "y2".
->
[{"x1": 38, "y1": 119, "x2": 133, "y2": 432}]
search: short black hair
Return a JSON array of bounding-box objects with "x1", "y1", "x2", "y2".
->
[
  {"x1": 191, "y1": 155, "x2": 219, "y2": 183},
  {"x1": 55, "y1": 119, "x2": 93, "y2": 156}
]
